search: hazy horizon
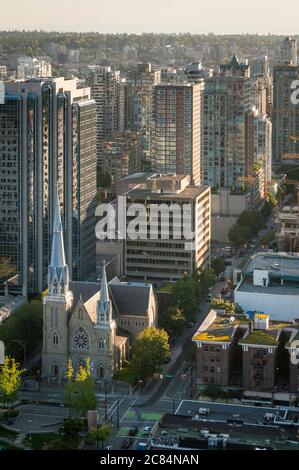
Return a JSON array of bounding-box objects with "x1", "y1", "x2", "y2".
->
[{"x1": 1, "y1": 0, "x2": 299, "y2": 35}]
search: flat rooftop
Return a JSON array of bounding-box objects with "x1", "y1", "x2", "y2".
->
[
  {"x1": 243, "y1": 252, "x2": 299, "y2": 281},
  {"x1": 192, "y1": 314, "x2": 248, "y2": 343},
  {"x1": 236, "y1": 277, "x2": 299, "y2": 296},
  {"x1": 127, "y1": 185, "x2": 209, "y2": 200}
]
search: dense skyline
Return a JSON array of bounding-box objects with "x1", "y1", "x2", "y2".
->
[{"x1": 1, "y1": 0, "x2": 299, "y2": 34}]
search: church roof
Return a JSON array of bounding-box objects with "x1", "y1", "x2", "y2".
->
[
  {"x1": 69, "y1": 279, "x2": 153, "y2": 319},
  {"x1": 69, "y1": 281, "x2": 99, "y2": 306},
  {"x1": 108, "y1": 283, "x2": 152, "y2": 317}
]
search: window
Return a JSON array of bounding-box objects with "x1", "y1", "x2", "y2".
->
[
  {"x1": 78, "y1": 309, "x2": 83, "y2": 320},
  {"x1": 73, "y1": 326, "x2": 90, "y2": 351},
  {"x1": 99, "y1": 338, "x2": 105, "y2": 350},
  {"x1": 53, "y1": 332, "x2": 59, "y2": 346}
]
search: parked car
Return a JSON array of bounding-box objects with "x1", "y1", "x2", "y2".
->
[
  {"x1": 129, "y1": 426, "x2": 139, "y2": 436},
  {"x1": 225, "y1": 292, "x2": 232, "y2": 299},
  {"x1": 105, "y1": 445, "x2": 113, "y2": 450},
  {"x1": 142, "y1": 426, "x2": 151, "y2": 436},
  {"x1": 206, "y1": 293, "x2": 212, "y2": 302},
  {"x1": 122, "y1": 438, "x2": 133, "y2": 449},
  {"x1": 164, "y1": 355, "x2": 171, "y2": 364}
]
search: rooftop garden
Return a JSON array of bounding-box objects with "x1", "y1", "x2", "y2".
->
[
  {"x1": 240, "y1": 329, "x2": 278, "y2": 346},
  {"x1": 193, "y1": 330, "x2": 231, "y2": 342}
]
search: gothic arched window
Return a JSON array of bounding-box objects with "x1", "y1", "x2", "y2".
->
[
  {"x1": 73, "y1": 326, "x2": 90, "y2": 351},
  {"x1": 99, "y1": 338, "x2": 105, "y2": 350},
  {"x1": 52, "y1": 332, "x2": 59, "y2": 346}
]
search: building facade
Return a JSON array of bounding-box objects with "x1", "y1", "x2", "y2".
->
[
  {"x1": 42, "y1": 195, "x2": 157, "y2": 381},
  {"x1": 272, "y1": 64, "x2": 299, "y2": 165},
  {"x1": 117, "y1": 173, "x2": 210, "y2": 282},
  {"x1": 151, "y1": 83, "x2": 203, "y2": 185},
  {"x1": 88, "y1": 66, "x2": 121, "y2": 168},
  {"x1": 0, "y1": 78, "x2": 97, "y2": 295},
  {"x1": 124, "y1": 63, "x2": 160, "y2": 161},
  {"x1": 102, "y1": 131, "x2": 142, "y2": 186}
]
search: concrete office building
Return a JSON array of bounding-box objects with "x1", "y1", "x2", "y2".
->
[
  {"x1": 151, "y1": 83, "x2": 203, "y2": 185},
  {"x1": 117, "y1": 173, "x2": 210, "y2": 282},
  {"x1": 0, "y1": 78, "x2": 97, "y2": 295}
]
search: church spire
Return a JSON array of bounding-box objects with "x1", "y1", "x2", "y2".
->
[
  {"x1": 97, "y1": 260, "x2": 112, "y2": 325},
  {"x1": 48, "y1": 191, "x2": 69, "y2": 296}
]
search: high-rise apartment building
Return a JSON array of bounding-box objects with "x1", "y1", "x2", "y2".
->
[
  {"x1": 0, "y1": 78, "x2": 97, "y2": 296},
  {"x1": 102, "y1": 131, "x2": 142, "y2": 186},
  {"x1": 280, "y1": 37, "x2": 297, "y2": 66},
  {"x1": 151, "y1": 83, "x2": 203, "y2": 185},
  {"x1": 272, "y1": 64, "x2": 299, "y2": 165},
  {"x1": 88, "y1": 66, "x2": 121, "y2": 168},
  {"x1": 117, "y1": 173, "x2": 210, "y2": 282},
  {"x1": 202, "y1": 72, "x2": 251, "y2": 188},
  {"x1": 124, "y1": 63, "x2": 160, "y2": 161}
]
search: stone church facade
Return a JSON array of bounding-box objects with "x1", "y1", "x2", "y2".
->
[{"x1": 42, "y1": 194, "x2": 157, "y2": 381}]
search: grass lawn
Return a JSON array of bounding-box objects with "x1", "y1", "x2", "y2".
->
[
  {"x1": 23, "y1": 432, "x2": 59, "y2": 450},
  {"x1": 117, "y1": 427, "x2": 131, "y2": 437},
  {"x1": 140, "y1": 412, "x2": 162, "y2": 421},
  {"x1": 0, "y1": 439, "x2": 21, "y2": 450},
  {"x1": 0, "y1": 426, "x2": 18, "y2": 439},
  {"x1": 123, "y1": 410, "x2": 136, "y2": 419},
  {"x1": 115, "y1": 366, "x2": 138, "y2": 385}
]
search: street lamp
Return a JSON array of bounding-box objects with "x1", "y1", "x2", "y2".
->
[
  {"x1": 104, "y1": 381, "x2": 109, "y2": 423},
  {"x1": 116, "y1": 398, "x2": 120, "y2": 429}
]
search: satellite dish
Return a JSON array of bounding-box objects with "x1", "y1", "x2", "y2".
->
[
  {"x1": 229, "y1": 316, "x2": 235, "y2": 324},
  {"x1": 0, "y1": 340, "x2": 4, "y2": 365}
]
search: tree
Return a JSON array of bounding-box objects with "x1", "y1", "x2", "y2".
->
[
  {"x1": 0, "y1": 356, "x2": 23, "y2": 421},
  {"x1": 131, "y1": 327, "x2": 169, "y2": 381},
  {"x1": 0, "y1": 256, "x2": 16, "y2": 281},
  {"x1": 89, "y1": 425, "x2": 112, "y2": 450},
  {"x1": 201, "y1": 383, "x2": 227, "y2": 402},
  {"x1": 66, "y1": 358, "x2": 97, "y2": 418},
  {"x1": 170, "y1": 275, "x2": 199, "y2": 321},
  {"x1": 159, "y1": 307, "x2": 185, "y2": 337},
  {"x1": 65, "y1": 359, "x2": 74, "y2": 417},
  {"x1": 199, "y1": 268, "x2": 216, "y2": 294},
  {"x1": 211, "y1": 258, "x2": 226, "y2": 276},
  {"x1": 211, "y1": 298, "x2": 235, "y2": 314},
  {"x1": 0, "y1": 300, "x2": 43, "y2": 364}
]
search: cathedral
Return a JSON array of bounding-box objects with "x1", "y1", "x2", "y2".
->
[{"x1": 42, "y1": 194, "x2": 157, "y2": 381}]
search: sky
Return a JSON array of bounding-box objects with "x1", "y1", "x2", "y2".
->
[{"x1": 0, "y1": 0, "x2": 299, "y2": 34}]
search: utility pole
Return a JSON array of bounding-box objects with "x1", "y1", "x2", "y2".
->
[
  {"x1": 116, "y1": 398, "x2": 120, "y2": 428},
  {"x1": 104, "y1": 383, "x2": 108, "y2": 423}
]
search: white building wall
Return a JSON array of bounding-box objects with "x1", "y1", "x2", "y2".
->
[{"x1": 234, "y1": 290, "x2": 299, "y2": 321}]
